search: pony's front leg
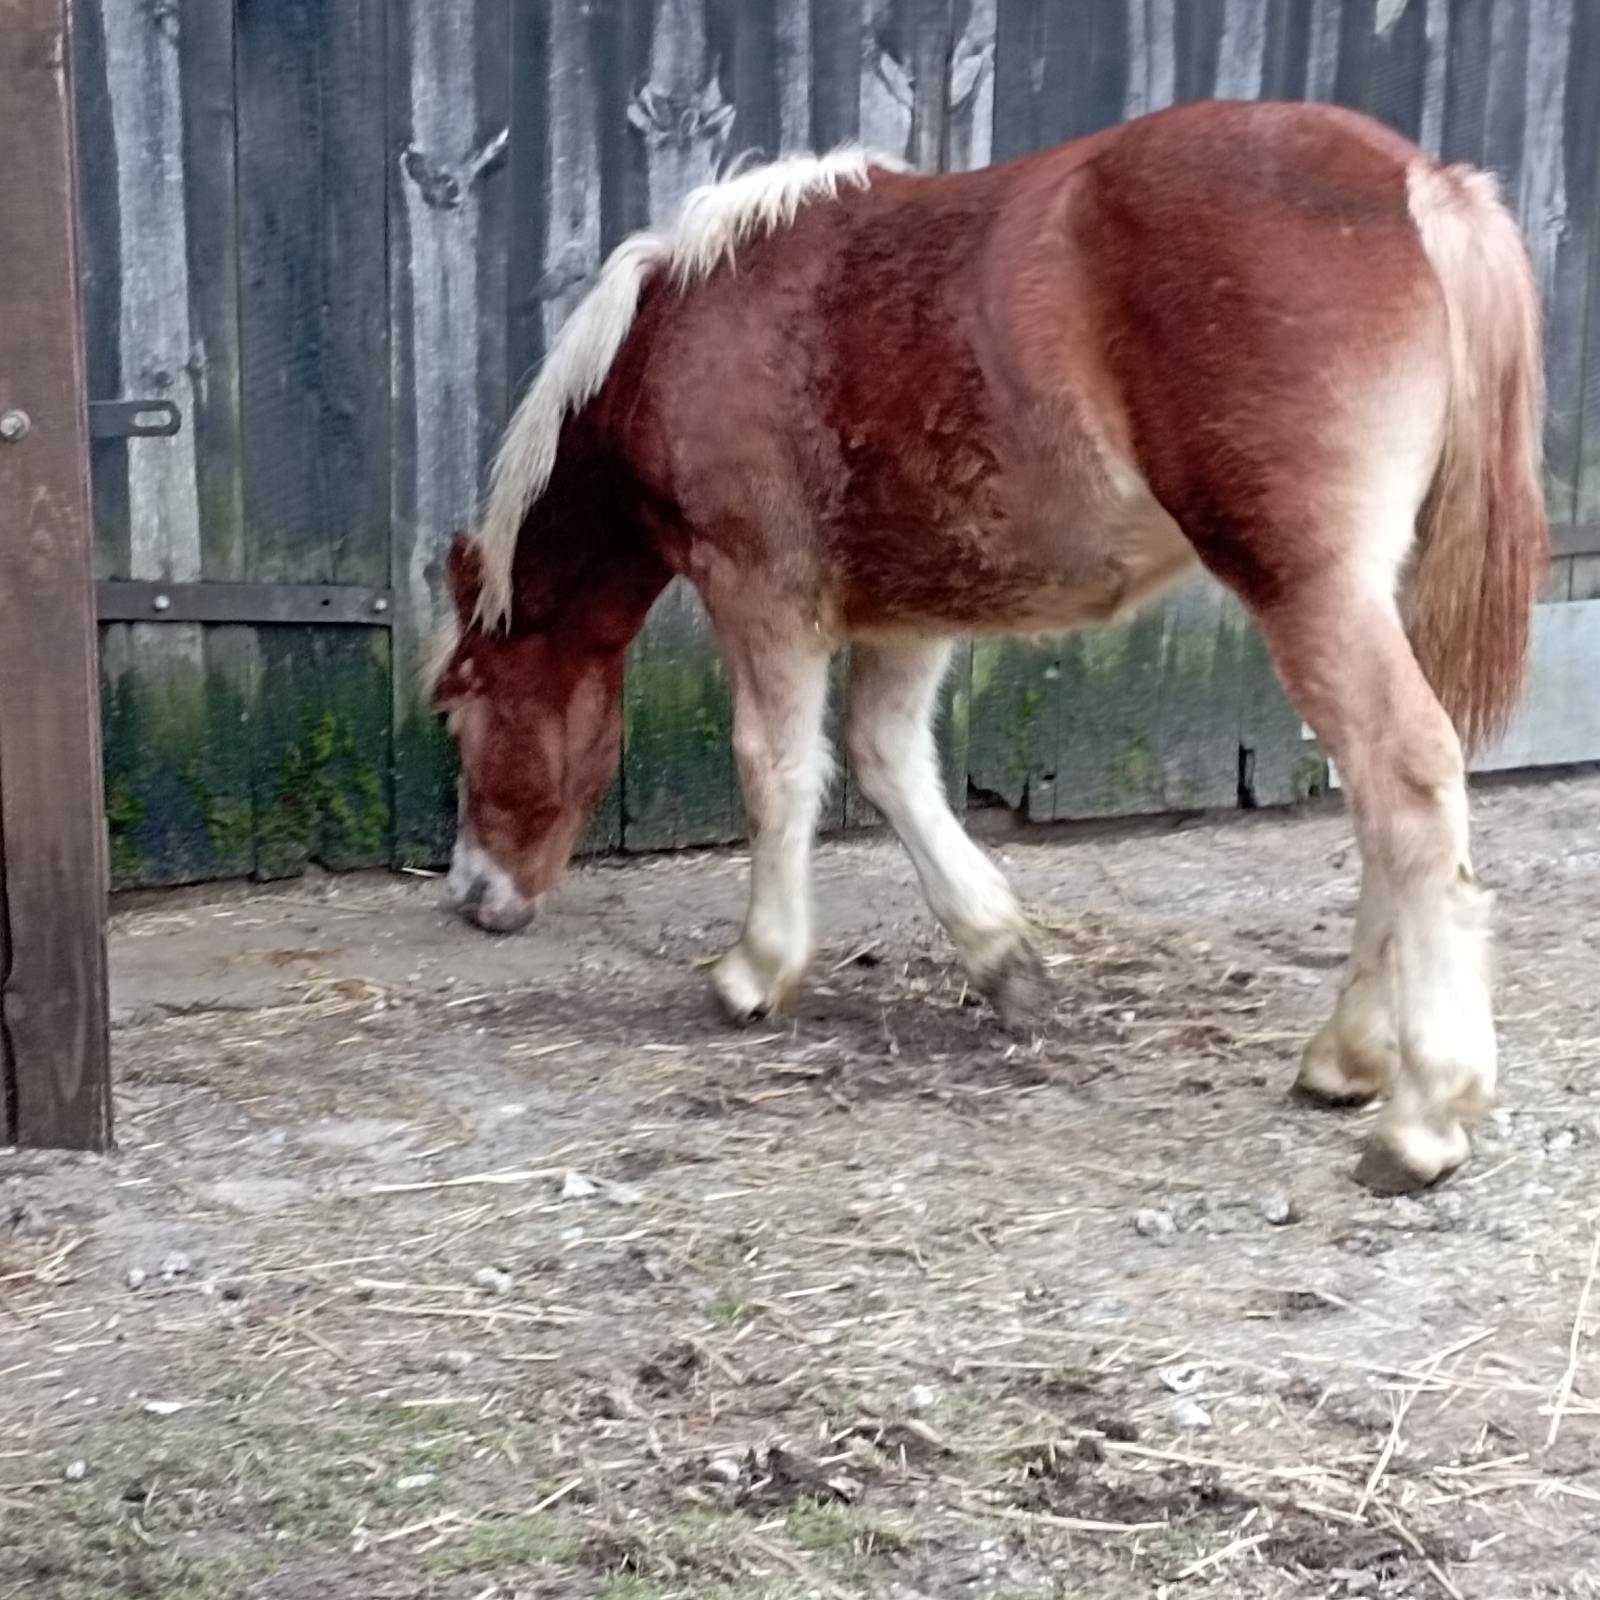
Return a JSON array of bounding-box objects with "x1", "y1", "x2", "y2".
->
[
  {"x1": 846, "y1": 638, "x2": 1048, "y2": 1027},
  {"x1": 707, "y1": 614, "x2": 834, "y2": 1024}
]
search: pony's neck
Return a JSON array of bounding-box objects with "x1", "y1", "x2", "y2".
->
[{"x1": 510, "y1": 444, "x2": 673, "y2": 654}]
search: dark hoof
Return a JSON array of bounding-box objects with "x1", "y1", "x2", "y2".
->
[
  {"x1": 1354, "y1": 1129, "x2": 1468, "y2": 1195},
  {"x1": 1294, "y1": 1027, "x2": 1388, "y2": 1109},
  {"x1": 1291, "y1": 1079, "x2": 1379, "y2": 1111},
  {"x1": 986, "y1": 940, "x2": 1052, "y2": 1033},
  {"x1": 709, "y1": 947, "x2": 797, "y2": 1027}
]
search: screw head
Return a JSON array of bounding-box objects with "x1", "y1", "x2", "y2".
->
[
  {"x1": 0, "y1": 409, "x2": 31, "y2": 442},
  {"x1": 152, "y1": 593, "x2": 171, "y2": 613},
  {"x1": 372, "y1": 596, "x2": 389, "y2": 615}
]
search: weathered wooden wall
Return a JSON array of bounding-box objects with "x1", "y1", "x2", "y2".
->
[{"x1": 75, "y1": 0, "x2": 1600, "y2": 888}]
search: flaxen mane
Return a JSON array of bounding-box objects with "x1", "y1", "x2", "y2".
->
[{"x1": 460, "y1": 146, "x2": 903, "y2": 642}]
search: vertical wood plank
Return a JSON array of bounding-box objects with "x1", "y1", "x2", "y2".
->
[
  {"x1": 1333, "y1": 0, "x2": 1431, "y2": 140},
  {"x1": 237, "y1": 0, "x2": 390, "y2": 588},
  {"x1": 617, "y1": 0, "x2": 742, "y2": 850},
  {"x1": 1213, "y1": 0, "x2": 1268, "y2": 100},
  {"x1": 390, "y1": 0, "x2": 511, "y2": 867},
  {"x1": 0, "y1": 0, "x2": 111, "y2": 1148},
  {"x1": 905, "y1": 0, "x2": 955, "y2": 171},
  {"x1": 947, "y1": 0, "x2": 996, "y2": 172},
  {"x1": 1124, "y1": 0, "x2": 1179, "y2": 116},
  {"x1": 810, "y1": 0, "x2": 862, "y2": 148},
  {"x1": 1305, "y1": 0, "x2": 1344, "y2": 102},
  {"x1": 992, "y1": 0, "x2": 1151, "y2": 152},
  {"x1": 239, "y1": 0, "x2": 392, "y2": 872},
  {"x1": 859, "y1": 0, "x2": 915, "y2": 160},
  {"x1": 1518, "y1": 0, "x2": 1579, "y2": 520},
  {"x1": 716, "y1": 0, "x2": 779, "y2": 159},
  {"x1": 1260, "y1": 0, "x2": 1315, "y2": 102},
  {"x1": 75, "y1": 0, "x2": 255, "y2": 887},
  {"x1": 775, "y1": 0, "x2": 814, "y2": 150},
  {"x1": 1558, "y1": 0, "x2": 1600, "y2": 529},
  {"x1": 237, "y1": 0, "x2": 393, "y2": 876},
  {"x1": 990, "y1": 0, "x2": 1042, "y2": 162},
  {"x1": 1172, "y1": 0, "x2": 1224, "y2": 105}
]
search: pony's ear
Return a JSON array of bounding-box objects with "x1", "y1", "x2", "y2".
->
[
  {"x1": 444, "y1": 532, "x2": 484, "y2": 619},
  {"x1": 430, "y1": 646, "x2": 481, "y2": 708}
]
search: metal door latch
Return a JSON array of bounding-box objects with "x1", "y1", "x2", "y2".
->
[{"x1": 89, "y1": 399, "x2": 181, "y2": 439}]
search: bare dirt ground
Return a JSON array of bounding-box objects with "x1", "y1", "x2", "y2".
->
[{"x1": 4, "y1": 772, "x2": 1599, "y2": 1600}]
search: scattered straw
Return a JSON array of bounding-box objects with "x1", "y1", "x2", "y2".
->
[{"x1": 1545, "y1": 1225, "x2": 1599, "y2": 1450}]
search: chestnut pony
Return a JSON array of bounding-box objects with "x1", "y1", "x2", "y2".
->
[{"x1": 430, "y1": 100, "x2": 1545, "y2": 1194}]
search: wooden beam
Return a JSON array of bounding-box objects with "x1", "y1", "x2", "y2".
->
[
  {"x1": 0, "y1": 0, "x2": 112, "y2": 1150},
  {"x1": 96, "y1": 581, "x2": 394, "y2": 628},
  {"x1": 1551, "y1": 522, "x2": 1600, "y2": 559}
]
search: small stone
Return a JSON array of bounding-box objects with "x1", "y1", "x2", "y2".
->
[
  {"x1": 160, "y1": 1251, "x2": 192, "y2": 1280},
  {"x1": 437, "y1": 1349, "x2": 474, "y2": 1373},
  {"x1": 125, "y1": 1267, "x2": 148, "y2": 1291},
  {"x1": 705, "y1": 1456, "x2": 742, "y2": 1485},
  {"x1": 473, "y1": 1266, "x2": 513, "y2": 1296},
  {"x1": 1258, "y1": 1193, "x2": 1295, "y2": 1226},
  {"x1": 1157, "y1": 1364, "x2": 1206, "y2": 1395},
  {"x1": 142, "y1": 1400, "x2": 187, "y2": 1417},
  {"x1": 1173, "y1": 1398, "x2": 1212, "y2": 1430},
  {"x1": 395, "y1": 1472, "x2": 436, "y2": 1491},
  {"x1": 904, "y1": 1384, "x2": 937, "y2": 1416},
  {"x1": 1133, "y1": 1208, "x2": 1177, "y2": 1241},
  {"x1": 64, "y1": 1460, "x2": 89, "y2": 1482},
  {"x1": 561, "y1": 1171, "x2": 598, "y2": 1200},
  {"x1": 1331, "y1": 1569, "x2": 1379, "y2": 1594}
]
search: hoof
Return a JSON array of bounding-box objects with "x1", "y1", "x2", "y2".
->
[
  {"x1": 709, "y1": 945, "x2": 799, "y2": 1027},
  {"x1": 1293, "y1": 1024, "x2": 1389, "y2": 1109},
  {"x1": 1354, "y1": 1120, "x2": 1471, "y2": 1195},
  {"x1": 983, "y1": 939, "x2": 1052, "y2": 1033}
]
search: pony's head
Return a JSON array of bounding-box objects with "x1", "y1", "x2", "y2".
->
[{"x1": 429, "y1": 534, "x2": 637, "y2": 932}]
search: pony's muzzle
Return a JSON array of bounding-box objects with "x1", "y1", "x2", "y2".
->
[{"x1": 444, "y1": 838, "x2": 538, "y2": 934}]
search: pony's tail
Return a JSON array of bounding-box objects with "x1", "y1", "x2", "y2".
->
[{"x1": 1403, "y1": 160, "x2": 1547, "y2": 756}]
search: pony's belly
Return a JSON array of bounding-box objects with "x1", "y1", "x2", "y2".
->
[{"x1": 835, "y1": 483, "x2": 1198, "y2": 640}]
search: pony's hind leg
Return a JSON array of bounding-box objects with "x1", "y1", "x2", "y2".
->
[
  {"x1": 1295, "y1": 862, "x2": 1399, "y2": 1106},
  {"x1": 846, "y1": 637, "x2": 1048, "y2": 1027},
  {"x1": 708, "y1": 613, "x2": 833, "y2": 1024},
  {"x1": 1257, "y1": 575, "x2": 1492, "y2": 1192}
]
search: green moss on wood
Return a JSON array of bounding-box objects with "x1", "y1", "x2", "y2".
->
[{"x1": 256, "y1": 707, "x2": 391, "y2": 878}]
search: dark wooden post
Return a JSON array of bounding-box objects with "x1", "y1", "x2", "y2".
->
[{"x1": 0, "y1": 0, "x2": 112, "y2": 1150}]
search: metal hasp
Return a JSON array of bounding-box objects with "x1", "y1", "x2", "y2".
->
[
  {"x1": 88, "y1": 398, "x2": 181, "y2": 439},
  {"x1": 96, "y1": 581, "x2": 395, "y2": 626}
]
